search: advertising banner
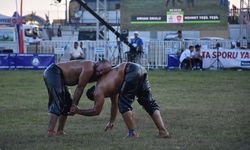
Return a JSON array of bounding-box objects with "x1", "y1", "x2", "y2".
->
[
  {"x1": 122, "y1": 0, "x2": 228, "y2": 30},
  {"x1": 0, "y1": 28, "x2": 15, "y2": 42},
  {"x1": 167, "y1": 49, "x2": 250, "y2": 69},
  {"x1": 0, "y1": 54, "x2": 9, "y2": 69},
  {"x1": 0, "y1": 54, "x2": 55, "y2": 70},
  {"x1": 202, "y1": 49, "x2": 250, "y2": 69},
  {"x1": 0, "y1": 17, "x2": 18, "y2": 25}
]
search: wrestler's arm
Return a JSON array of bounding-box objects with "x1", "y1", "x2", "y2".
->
[
  {"x1": 72, "y1": 69, "x2": 92, "y2": 105},
  {"x1": 105, "y1": 94, "x2": 118, "y2": 131},
  {"x1": 74, "y1": 87, "x2": 105, "y2": 116}
]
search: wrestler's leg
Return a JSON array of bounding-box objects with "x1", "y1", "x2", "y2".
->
[
  {"x1": 151, "y1": 110, "x2": 170, "y2": 138},
  {"x1": 57, "y1": 115, "x2": 67, "y2": 135},
  {"x1": 57, "y1": 87, "x2": 72, "y2": 135},
  {"x1": 137, "y1": 75, "x2": 170, "y2": 138},
  {"x1": 121, "y1": 111, "x2": 139, "y2": 138},
  {"x1": 47, "y1": 113, "x2": 58, "y2": 136}
]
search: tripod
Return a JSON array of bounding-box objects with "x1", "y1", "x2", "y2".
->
[
  {"x1": 116, "y1": 38, "x2": 123, "y2": 64},
  {"x1": 209, "y1": 45, "x2": 224, "y2": 70}
]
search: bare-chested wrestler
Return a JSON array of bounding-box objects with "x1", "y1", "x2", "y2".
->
[
  {"x1": 43, "y1": 59, "x2": 112, "y2": 136},
  {"x1": 70, "y1": 62, "x2": 170, "y2": 138}
]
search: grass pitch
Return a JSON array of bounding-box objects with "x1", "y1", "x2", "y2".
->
[{"x1": 0, "y1": 70, "x2": 250, "y2": 150}]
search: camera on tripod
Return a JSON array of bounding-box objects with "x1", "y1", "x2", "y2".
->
[
  {"x1": 209, "y1": 42, "x2": 224, "y2": 70},
  {"x1": 215, "y1": 42, "x2": 220, "y2": 49}
]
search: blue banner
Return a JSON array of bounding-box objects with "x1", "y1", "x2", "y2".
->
[
  {"x1": 0, "y1": 54, "x2": 9, "y2": 69},
  {"x1": 167, "y1": 54, "x2": 180, "y2": 69},
  {"x1": 0, "y1": 54, "x2": 55, "y2": 70}
]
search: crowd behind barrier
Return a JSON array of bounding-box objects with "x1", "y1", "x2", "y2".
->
[{"x1": 24, "y1": 40, "x2": 249, "y2": 69}]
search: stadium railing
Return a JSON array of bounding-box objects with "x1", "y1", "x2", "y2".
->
[{"x1": 26, "y1": 40, "x2": 233, "y2": 68}]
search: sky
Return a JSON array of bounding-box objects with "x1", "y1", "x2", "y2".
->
[
  {"x1": 0, "y1": 0, "x2": 67, "y2": 21},
  {"x1": 0, "y1": 0, "x2": 242, "y2": 21}
]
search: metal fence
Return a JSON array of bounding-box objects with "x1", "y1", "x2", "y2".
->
[{"x1": 26, "y1": 40, "x2": 233, "y2": 67}]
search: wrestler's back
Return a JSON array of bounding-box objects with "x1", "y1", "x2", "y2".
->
[
  {"x1": 97, "y1": 63, "x2": 127, "y2": 97},
  {"x1": 57, "y1": 60, "x2": 94, "y2": 86}
]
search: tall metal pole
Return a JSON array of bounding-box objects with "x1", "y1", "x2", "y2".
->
[
  {"x1": 96, "y1": 0, "x2": 100, "y2": 41},
  {"x1": 15, "y1": 0, "x2": 19, "y2": 13},
  {"x1": 96, "y1": 0, "x2": 107, "y2": 41},
  {"x1": 65, "y1": 0, "x2": 68, "y2": 24}
]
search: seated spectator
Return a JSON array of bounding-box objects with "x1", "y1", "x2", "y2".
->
[
  {"x1": 70, "y1": 42, "x2": 84, "y2": 60},
  {"x1": 241, "y1": 37, "x2": 248, "y2": 49},
  {"x1": 231, "y1": 41, "x2": 236, "y2": 49},
  {"x1": 179, "y1": 45, "x2": 194, "y2": 70},
  {"x1": 236, "y1": 42, "x2": 241, "y2": 49},
  {"x1": 191, "y1": 45, "x2": 203, "y2": 70}
]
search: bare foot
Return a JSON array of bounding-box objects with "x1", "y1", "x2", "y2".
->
[
  {"x1": 47, "y1": 130, "x2": 56, "y2": 137},
  {"x1": 158, "y1": 130, "x2": 171, "y2": 138},
  {"x1": 123, "y1": 132, "x2": 139, "y2": 139},
  {"x1": 56, "y1": 130, "x2": 66, "y2": 136}
]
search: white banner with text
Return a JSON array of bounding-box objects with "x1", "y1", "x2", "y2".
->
[{"x1": 202, "y1": 49, "x2": 250, "y2": 69}]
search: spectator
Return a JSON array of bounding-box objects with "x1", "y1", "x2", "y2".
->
[
  {"x1": 176, "y1": 30, "x2": 185, "y2": 57},
  {"x1": 57, "y1": 25, "x2": 62, "y2": 37},
  {"x1": 177, "y1": 30, "x2": 183, "y2": 40},
  {"x1": 236, "y1": 41, "x2": 241, "y2": 49},
  {"x1": 166, "y1": 0, "x2": 183, "y2": 7},
  {"x1": 241, "y1": 37, "x2": 248, "y2": 49},
  {"x1": 231, "y1": 41, "x2": 236, "y2": 49},
  {"x1": 187, "y1": 0, "x2": 194, "y2": 9},
  {"x1": 129, "y1": 31, "x2": 143, "y2": 64},
  {"x1": 79, "y1": 41, "x2": 86, "y2": 59},
  {"x1": 179, "y1": 45, "x2": 194, "y2": 70},
  {"x1": 70, "y1": 42, "x2": 84, "y2": 60},
  {"x1": 191, "y1": 45, "x2": 203, "y2": 70},
  {"x1": 219, "y1": 0, "x2": 227, "y2": 7}
]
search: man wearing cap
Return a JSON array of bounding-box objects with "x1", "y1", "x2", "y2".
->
[{"x1": 129, "y1": 31, "x2": 144, "y2": 64}]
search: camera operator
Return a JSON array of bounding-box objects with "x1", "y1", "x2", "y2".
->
[{"x1": 129, "y1": 31, "x2": 143, "y2": 64}]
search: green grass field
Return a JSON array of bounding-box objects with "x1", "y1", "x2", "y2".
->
[{"x1": 0, "y1": 70, "x2": 250, "y2": 150}]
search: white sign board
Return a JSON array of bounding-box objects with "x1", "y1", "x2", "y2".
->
[
  {"x1": 95, "y1": 47, "x2": 105, "y2": 54},
  {"x1": 54, "y1": 48, "x2": 65, "y2": 54}
]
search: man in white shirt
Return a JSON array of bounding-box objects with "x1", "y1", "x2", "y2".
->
[
  {"x1": 70, "y1": 42, "x2": 84, "y2": 60},
  {"x1": 191, "y1": 45, "x2": 203, "y2": 70},
  {"x1": 179, "y1": 45, "x2": 194, "y2": 70}
]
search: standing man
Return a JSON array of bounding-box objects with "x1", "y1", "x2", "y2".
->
[
  {"x1": 187, "y1": 0, "x2": 195, "y2": 9},
  {"x1": 219, "y1": 0, "x2": 227, "y2": 7},
  {"x1": 70, "y1": 62, "x2": 170, "y2": 138},
  {"x1": 43, "y1": 60, "x2": 112, "y2": 136},
  {"x1": 179, "y1": 45, "x2": 194, "y2": 70},
  {"x1": 70, "y1": 42, "x2": 84, "y2": 60},
  {"x1": 129, "y1": 31, "x2": 143, "y2": 64},
  {"x1": 57, "y1": 25, "x2": 62, "y2": 37},
  {"x1": 177, "y1": 30, "x2": 183, "y2": 41},
  {"x1": 166, "y1": 0, "x2": 183, "y2": 7}
]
